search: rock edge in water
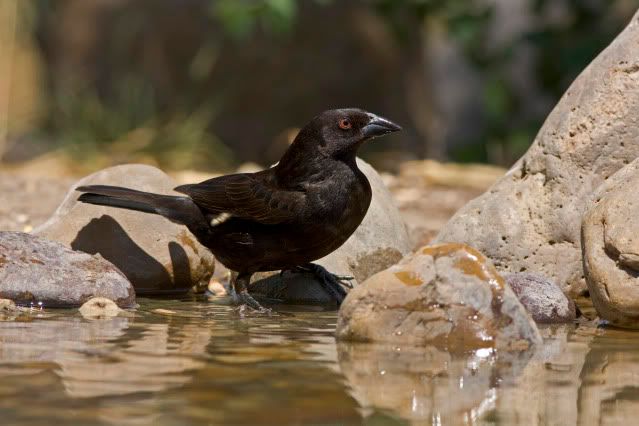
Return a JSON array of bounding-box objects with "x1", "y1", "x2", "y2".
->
[
  {"x1": 582, "y1": 158, "x2": 639, "y2": 328},
  {"x1": 0, "y1": 231, "x2": 135, "y2": 308}
]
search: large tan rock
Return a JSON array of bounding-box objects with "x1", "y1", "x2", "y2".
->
[
  {"x1": 336, "y1": 243, "x2": 542, "y2": 351},
  {"x1": 35, "y1": 164, "x2": 215, "y2": 295},
  {"x1": 582, "y1": 159, "x2": 639, "y2": 327},
  {"x1": 435, "y1": 10, "x2": 639, "y2": 297},
  {"x1": 250, "y1": 159, "x2": 411, "y2": 303}
]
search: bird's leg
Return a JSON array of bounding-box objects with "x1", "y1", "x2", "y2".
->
[
  {"x1": 294, "y1": 263, "x2": 352, "y2": 304},
  {"x1": 232, "y1": 272, "x2": 270, "y2": 312}
]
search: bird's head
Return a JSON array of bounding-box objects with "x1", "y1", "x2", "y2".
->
[{"x1": 290, "y1": 108, "x2": 401, "y2": 160}]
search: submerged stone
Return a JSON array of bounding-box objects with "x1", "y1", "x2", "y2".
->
[
  {"x1": 79, "y1": 297, "x2": 124, "y2": 319},
  {"x1": 336, "y1": 243, "x2": 541, "y2": 351}
]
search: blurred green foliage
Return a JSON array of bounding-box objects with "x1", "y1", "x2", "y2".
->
[
  {"x1": 371, "y1": 0, "x2": 629, "y2": 163},
  {"x1": 52, "y1": 76, "x2": 231, "y2": 170},
  {"x1": 211, "y1": 0, "x2": 299, "y2": 38},
  {"x1": 15, "y1": 0, "x2": 637, "y2": 170}
]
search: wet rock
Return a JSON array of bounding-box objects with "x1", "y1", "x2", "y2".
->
[
  {"x1": 435, "y1": 12, "x2": 639, "y2": 297},
  {"x1": 250, "y1": 158, "x2": 411, "y2": 303},
  {"x1": 0, "y1": 231, "x2": 135, "y2": 308},
  {"x1": 505, "y1": 272, "x2": 576, "y2": 324},
  {"x1": 35, "y1": 164, "x2": 215, "y2": 295},
  {"x1": 582, "y1": 158, "x2": 639, "y2": 327},
  {"x1": 336, "y1": 243, "x2": 542, "y2": 351},
  {"x1": 79, "y1": 297, "x2": 123, "y2": 319}
]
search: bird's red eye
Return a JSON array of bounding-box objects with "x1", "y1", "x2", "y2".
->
[{"x1": 338, "y1": 118, "x2": 352, "y2": 130}]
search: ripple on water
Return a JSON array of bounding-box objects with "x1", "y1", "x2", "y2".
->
[{"x1": 0, "y1": 298, "x2": 638, "y2": 424}]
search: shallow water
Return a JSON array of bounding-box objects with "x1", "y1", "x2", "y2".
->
[{"x1": 0, "y1": 297, "x2": 637, "y2": 425}]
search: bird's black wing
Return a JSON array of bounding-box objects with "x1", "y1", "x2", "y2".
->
[{"x1": 174, "y1": 172, "x2": 306, "y2": 225}]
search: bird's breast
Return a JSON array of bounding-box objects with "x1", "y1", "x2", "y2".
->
[{"x1": 299, "y1": 171, "x2": 371, "y2": 253}]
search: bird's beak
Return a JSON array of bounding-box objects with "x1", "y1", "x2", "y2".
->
[{"x1": 362, "y1": 114, "x2": 402, "y2": 139}]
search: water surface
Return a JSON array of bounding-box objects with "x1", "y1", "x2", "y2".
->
[{"x1": 0, "y1": 297, "x2": 637, "y2": 425}]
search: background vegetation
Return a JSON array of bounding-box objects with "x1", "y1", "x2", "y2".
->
[{"x1": 0, "y1": 0, "x2": 636, "y2": 173}]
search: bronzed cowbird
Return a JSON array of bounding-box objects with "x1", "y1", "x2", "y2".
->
[{"x1": 76, "y1": 108, "x2": 401, "y2": 310}]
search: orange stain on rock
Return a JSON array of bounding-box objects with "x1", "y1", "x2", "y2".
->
[{"x1": 394, "y1": 271, "x2": 424, "y2": 286}]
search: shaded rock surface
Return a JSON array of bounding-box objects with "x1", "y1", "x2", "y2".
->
[
  {"x1": 35, "y1": 164, "x2": 215, "y2": 295},
  {"x1": 336, "y1": 243, "x2": 542, "y2": 351},
  {"x1": 582, "y1": 158, "x2": 639, "y2": 328},
  {"x1": 435, "y1": 11, "x2": 639, "y2": 297},
  {"x1": 0, "y1": 231, "x2": 135, "y2": 308},
  {"x1": 250, "y1": 159, "x2": 411, "y2": 303},
  {"x1": 505, "y1": 272, "x2": 576, "y2": 324}
]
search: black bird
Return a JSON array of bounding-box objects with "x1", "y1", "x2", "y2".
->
[{"x1": 76, "y1": 108, "x2": 401, "y2": 310}]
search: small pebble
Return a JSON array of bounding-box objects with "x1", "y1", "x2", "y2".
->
[
  {"x1": 79, "y1": 297, "x2": 122, "y2": 319},
  {"x1": 0, "y1": 299, "x2": 17, "y2": 312},
  {"x1": 208, "y1": 280, "x2": 229, "y2": 296}
]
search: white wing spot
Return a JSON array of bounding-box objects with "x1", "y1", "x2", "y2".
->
[{"x1": 210, "y1": 212, "x2": 232, "y2": 227}]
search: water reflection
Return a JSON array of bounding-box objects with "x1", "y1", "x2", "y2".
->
[
  {"x1": 338, "y1": 323, "x2": 639, "y2": 425},
  {"x1": 338, "y1": 342, "x2": 533, "y2": 423},
  {"x1": 0, "y1": 312, "x2": 211, "y2": 399},
  {"x1": 0, "y1": 300, "x2": 637, "y2": 425}
]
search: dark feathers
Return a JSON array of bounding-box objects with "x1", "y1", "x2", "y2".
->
[
  {"x1": 75, "y1": 108, "x2": 401, "y2": 305},
  {"x1": 76, "y1": 184, "x2": 209, "y2": 235},
  {"x1": 175, "y1": 172, "x2": 305, "y2": 225},
  {"x1": 77, "y1": 193, "x2": 157, "y2": 215}
]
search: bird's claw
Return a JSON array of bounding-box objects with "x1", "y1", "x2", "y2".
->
[
  {"x1": 234, "y1": 290, "x2": 272, "y2": 315},
  {"x1": 333, "y1": 275, "x2": 354, "y2": 288}
]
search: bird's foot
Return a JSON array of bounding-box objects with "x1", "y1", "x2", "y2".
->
[
  {"x1": 294, "y1": 263, "x2": 352, "y2": 305},
  {"x1": 233, "y1": 289, "x2": 272, "y2": 315}
]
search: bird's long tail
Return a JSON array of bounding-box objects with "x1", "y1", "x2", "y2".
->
[{"x1": 76, "y1": 185, "x2": 210, "y2": 237}]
